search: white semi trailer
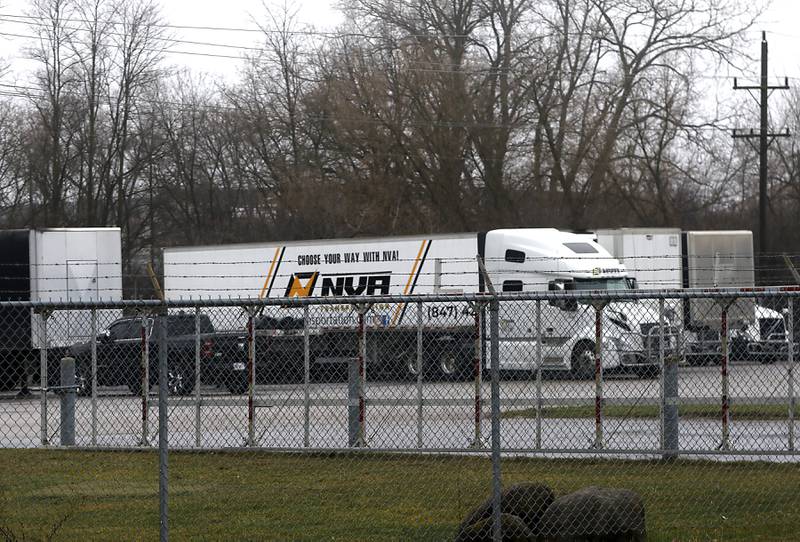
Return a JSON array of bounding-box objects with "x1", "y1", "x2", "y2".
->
[
  {"x1": 0, "y1": 228, "x2": 123, "y2": 390},
  {"x1": 594, "y1": 228, "x2": 785, "y2": 363},
  {"x1": 164, "y1": 229, "x2": 663, "y2": 381}
]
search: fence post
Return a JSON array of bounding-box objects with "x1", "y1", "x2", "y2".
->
[
  {"x1": 59, "y1": 356, "x2": 75, "y2": 446},
  {"x1": 660, "y1": 299, "x2": 679, "y2": 460},
  {"x1": 720, "y1": 305, "x2": 730, "y2": 451},
  {"x1": 353, "y1": 304, "x2": 370, "y2": 447},
  {"x1": 158, "y1": 315, "x2": 169, "y2": 542},
  {"x1": 39, "y1": 310, "x2": 50, "y2": 446},
  {"x1": 90, "y1": 308, "x2": 98, "y2": 446},
  {"x1": 247, "y1": 312, "x2": 255, "y2": 447},
  {"x1": 470, "y1": 302, "x2": 483, "y2": 448},
  {"x1": 141, "y1": 315, "x2": 149, "y2": 446},
  {"x1": 535, "y1": 300, "x2": 542, "y2": 450},
  {"x1": 303, "y1": 305, "x2": 311, "y2": 448},
  {"x1": 348, "y1": 354, "x2": 361, "y2": 447},
  {"x1": 416, "y1": 301, "x2": 424, "y2": 449},
  {"x1": 593, "y1": 303, "x2": 605, "y2": 450},
  {"x1": 194, "y1": 306, "x2": 201, "y2": 448},
  {"x1": 788, "y1": 298, "x2": 795, "y2": 452},
  {"x1": 489, "y1": 297, "x2": 502, "y2": 542}
]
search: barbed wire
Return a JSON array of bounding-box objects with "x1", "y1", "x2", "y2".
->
[{"x1": 0, "y1": 255, "x2": 785, "y2": 270}]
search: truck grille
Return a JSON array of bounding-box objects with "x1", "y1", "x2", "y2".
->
[{"x1": 640, "y1": 323, "x2": 676, "y2": 359}]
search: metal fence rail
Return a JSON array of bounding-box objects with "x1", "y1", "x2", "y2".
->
[{"x1": 1, "y1": 288, "x2": 798, "y2": 540}]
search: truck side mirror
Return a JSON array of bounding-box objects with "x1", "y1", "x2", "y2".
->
[
  {"x1": 144, "y1": 318, "x2": 155, "y2": 339},
  {"x1": 548, "y1": 281, "x2": 578, "y2": 312}
]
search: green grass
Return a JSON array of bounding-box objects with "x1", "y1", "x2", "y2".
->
[
  {"x1": 504, "y1": 403, "x2": 800, "y2": 420},
  {"x1": 1, "y1": 450, "x2": 799, "y2": 541}
]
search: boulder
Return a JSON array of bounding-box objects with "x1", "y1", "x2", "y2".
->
[
  {"x1": 456, "y1": 483, "x2": 555, "y2": 538},
  {"x1": 538, "y1": 486, "x2": 645, "y2": 542},
  {"x1": 454, "y1": 513, "x2": 534, "y2": 542}
]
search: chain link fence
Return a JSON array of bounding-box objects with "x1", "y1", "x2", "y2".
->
[{"x1": 1, "y1": 288, "x2": 799, "y2": 540}]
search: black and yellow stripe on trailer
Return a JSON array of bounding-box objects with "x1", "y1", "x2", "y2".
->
[
  {"x1": 258, "y1": 246, "x2": 285, "y2": 300},
  {"x1": 391, "y1": 239, "x2": 432, "y2": 326}
]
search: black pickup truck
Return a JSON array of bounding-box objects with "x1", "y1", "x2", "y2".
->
[{"x1": 68, "y1": 312, "x2": 238, "y2": 396}]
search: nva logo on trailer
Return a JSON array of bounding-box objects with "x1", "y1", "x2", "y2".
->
[{"x1": 284, "y1": 272, "x2": 391, "y2": 297}]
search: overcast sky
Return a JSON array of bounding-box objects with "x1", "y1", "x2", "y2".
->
[{"x1": 1, "y1": 0, "x2": 799, "y2": 86}]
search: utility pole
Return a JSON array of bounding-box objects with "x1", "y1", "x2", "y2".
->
[{"x1": 732, "y1": 31, "x2": 790, "y2": 258}]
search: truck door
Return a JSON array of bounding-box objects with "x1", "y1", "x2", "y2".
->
[
  {"x1": 497, "y1": 280, "x2": 538, "y2": 371},
  {"x1": 98, "y1": 318, "x2": 144, "y2": 389},
  {"x1": 545, "y1": 280, "x2": 593, "y2": 370}
]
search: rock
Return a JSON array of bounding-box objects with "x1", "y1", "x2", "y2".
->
[
  {"x1": 538, "y1": 486, "x2": 646, "y2": 542},
  {"x1": 454, "y1": 513, "x2": 534, "y2": 542},
  {"x1": 456, "y1": 483, "x2": 555, "y2": 539}
]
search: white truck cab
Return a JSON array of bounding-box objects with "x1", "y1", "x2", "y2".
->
[{"x1": 483, "y1": 229, "x2": 663, "y2": 377}]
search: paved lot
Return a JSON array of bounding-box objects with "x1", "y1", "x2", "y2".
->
[{"x1": 0, "y1": 361, "x2": 796, "y2": 458}]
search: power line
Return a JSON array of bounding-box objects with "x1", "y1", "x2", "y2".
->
[
  {"x1": 0, "y1": 11, "x2": 473, "y2": 40},
  {"x1": 6, "y1": 14, "x2": 800, "y2": 81},
  {"x1": 0, "y1": 27, "x2": 524, "y2": 75}
]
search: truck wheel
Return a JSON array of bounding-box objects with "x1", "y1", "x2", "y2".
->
[
  {"x1": 435, "y1": 350, "x2": 471, "y2": 381},
  {"x1": 401, "y1": 350, "x2": 421, "y2": 382},
  {"x1": 168, "y1": 365, "x2": 195, "y2": 396},
  {"x1": 570, "y1": 342, "x2": 595, "y2": 380}
]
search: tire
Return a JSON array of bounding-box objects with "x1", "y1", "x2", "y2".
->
[
  {"x1": 686, "y1": 353, "x2": 716, "y2": 366},
  {"x1": 167, "y1": 364, "x2": 195, "y2": 396},
  {"x1": 75, "y1": 359, "x2": 92, "y2": 397},
  {"x1": 226, "y1": 373, "x2": 248, "y2": 395},
  {"x1": 434, "y1": 350, "x2": 472, "y2": 382},
  {"x1": 400, "y1": 350, "x2": 422, "y2": 382},
  {"x1": 127, "y1": 375, "x2": 143, "y2": 396},
  {"x1": 730, "y1": 338, "x2": 745, "y2": 361},
  {"x1": 632, "y1": 365, "x2": 660, "y2": 379},
  {"x1": 759, "y1": 351, "x2": 778, "y2": 365},
  {"x1": 570, "y1": 342, "x2": 595, "y2": 380},
  {"x1": 0, "y1": 353, "x2": 24, "y2": 391},
  {"x1": 685, "y1": 354, "x2": 703, "y2": 367}
]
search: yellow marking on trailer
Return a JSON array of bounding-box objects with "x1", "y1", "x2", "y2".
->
[
  {"x1": 391, "y1": 240, "x2": 428, "y2": 326},
  {"x1": 259, "y1": 247, "x2": 282, "y2": 299},
  {"x1": 286, "y1": 272, "x2": 318, "y2": 298}
]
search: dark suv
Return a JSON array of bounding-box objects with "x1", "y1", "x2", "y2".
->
[{"x1": 69, "y1": 312, "x2": 226, "y2": 396}]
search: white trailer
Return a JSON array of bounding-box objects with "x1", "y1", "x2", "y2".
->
[
  {"x1": 594, "y1": 228, "x2": 682, "y2": 289},
  {"x1": 0, "y1": 228, "x2": 122, "y2": 390},
  {"x1": 595, "y1": 228, "x2": 783, "y2": 363},
  {"x1": 164, "y1": 229, "x2": 663, "y2": 380}
]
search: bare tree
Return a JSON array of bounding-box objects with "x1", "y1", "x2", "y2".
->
[
  {"x1": 70, "y1": 0, "x2": 116, "y2": 224},
  {"x1": 0, "y1": 103, "x2": 29, "y2": 225},
  {"x1": 106, "y1": 0, "x2": 166, "y2": 248},
  {"x1": 27, "y1": 0, "x2": 80, "y2": 225},
  {"x1": 531, "y1": 0, "x2": 761, "y2": 228}
]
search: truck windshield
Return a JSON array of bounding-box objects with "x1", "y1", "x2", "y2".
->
[{"x1": 569, "y1": 278, "x2": 629, "y2": 291}]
